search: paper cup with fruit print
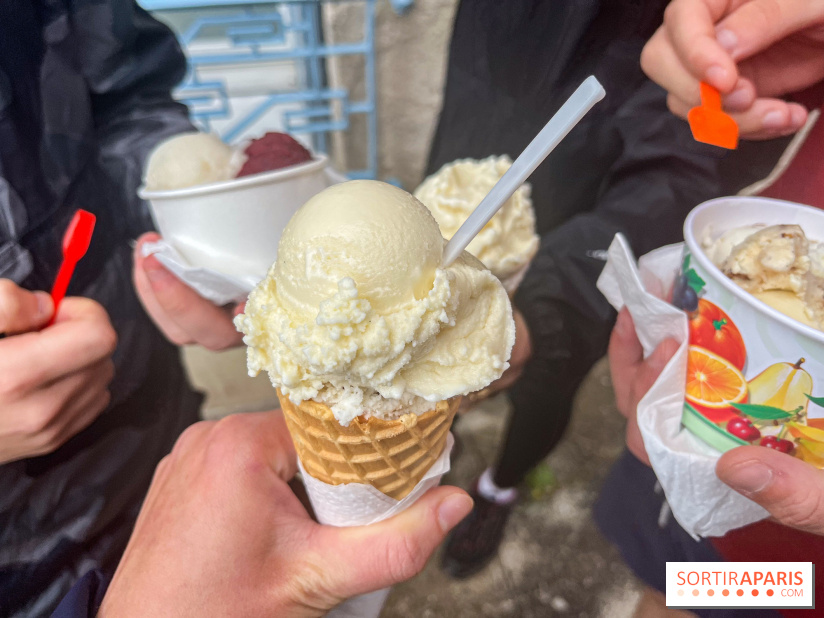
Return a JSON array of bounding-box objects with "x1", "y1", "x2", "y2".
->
[{"x1": 679, "y1": 196, "x2": 824, "y2": 465}]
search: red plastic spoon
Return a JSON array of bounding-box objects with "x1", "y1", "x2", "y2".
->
[
  {"x1": 688, "y1": 82, "x2": 739, "y2": 149},
  {"x1": 48, "y1": 210, "x2": 96, "y2": 325}
]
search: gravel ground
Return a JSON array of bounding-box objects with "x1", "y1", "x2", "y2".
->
[{"x1": 382, "y1": 358, "x2": 644, "y2": 618}]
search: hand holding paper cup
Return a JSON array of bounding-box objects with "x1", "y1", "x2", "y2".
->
[{"x1": 598, "y1": 196, "x2": 824, "y2": 538}]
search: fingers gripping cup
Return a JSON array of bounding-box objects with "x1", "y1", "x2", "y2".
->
[{"x1": 679, "y1": 197, "x2": 824, "y2": 464}]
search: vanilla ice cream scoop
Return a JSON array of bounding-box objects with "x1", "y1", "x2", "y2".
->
[
  {"x1": 235, "y1": 180, "x2": 515, "y2": 425},
  {"x1": 275, "y1": 180, "x2": 442, "y2": 315},
  {"x1": 414, "y1": 156, "x2": 539, "y2": 283},
  {"x1": 143, "y1": 132, "x2": 244, "y2": 191}
]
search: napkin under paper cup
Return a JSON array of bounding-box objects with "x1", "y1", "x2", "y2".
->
[
  {"x1": 597, "y1": 234, "x2": 769, "y2": 538},
  {"x1": 140, "y1": 240, "x2": 253, "y2": 306}
]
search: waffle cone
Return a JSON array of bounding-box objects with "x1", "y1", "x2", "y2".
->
[{"x1": 277, "y1": 389, "x2": 460, "y2": 500}]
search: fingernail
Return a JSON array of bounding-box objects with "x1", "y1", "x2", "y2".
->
[
  {"x1": 34, "y1": 291, "x2": 52, "y2": 320},
  {"x1": 649, "y1": 347, "x2": 670, "y2": 372},
  {"x1": 437, "y1": 494, "x2": 473, "y2": 533},
  {"x1": 706, "y1": 65, "x2": 729, "y2": 88},
  {"x1": 716, "y1": 28, "x2": 738, "y2": 53},
  {"x1": 724, "y1": 88, "x2": 752, "y2": 111},
  {"x1": 143, "y1": 257, "x2": 171, "y2": 283},
  {"x1": 723, "y1": 462, "x2": 773, "y2": 495},
  {"x1": 762, "y1": 110, "x2": 787, "y2": 130},
  {"x1": 790, "y1": 106, "x2": 808, "y2": 128},
  {"x1": 615, "y1": 309, "x2": 632, "y2": 337}
]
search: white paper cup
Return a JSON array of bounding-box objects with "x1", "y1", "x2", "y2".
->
[
  {"x1": 139, "y1": 154, "x2": 330, "y2": 282},
  {"x1": 682, "y1": 196, "x2": 824, "y2": 461}
]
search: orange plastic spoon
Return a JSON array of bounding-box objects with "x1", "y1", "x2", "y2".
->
[
  {"x1": 48, "y1": 209, "x2": 96, "y2": 325},
  {"x1": 687, "y1": 82, "x2": 739, "y2": 149}
]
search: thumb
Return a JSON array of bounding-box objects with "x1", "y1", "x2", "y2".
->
[
  {"x1": 717, "y1": 446, "x2": 824, "y2": 536},
  {"x1": 634, "y1": 338, "x2": 681, "y2": 400},
  {"x1": 716, "y1": 0, "x2": 822, "y2": 61},
  {"x1": 608, "y1": 310, "x2": 643, "y2": 387},
  {"x1": 316, "y1": 487, "x2": 473, "y2": 599},
  {"x1": 0, "y1": 280, "x2": 53, "y2": 335}
]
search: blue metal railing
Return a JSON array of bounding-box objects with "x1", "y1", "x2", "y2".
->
[{"x1": 140, "y1": 0, "x2": 406, "y2": 180}]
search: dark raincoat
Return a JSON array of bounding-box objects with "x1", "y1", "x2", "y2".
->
[
  {"x1": 0, "y1": 2, "x2": 200, "y2": 615},
  {"x1": 426, "y1": 0, "x2": 791, "y2": 486}
]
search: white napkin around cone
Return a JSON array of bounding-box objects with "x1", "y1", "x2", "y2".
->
[
  {"x1": 299, "y1": 433, "x2": 455, "y2": 527},
  {"x1": 300, "y1": 434, "x2": 454, "y2": 618},
  {"x1": 597, "y1": 233, "x2": 768, "y2": 538}
]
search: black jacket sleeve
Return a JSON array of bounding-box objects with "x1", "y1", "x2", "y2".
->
[
  {"x1": 498, "y1": 82, "x2": 788, "y2": 481},
  {"x1": 77, "y1": 0, "x2": 194, "y2": 236},
  {"x1": 50, "y1": 570, "x2": 109, "y2": 618}
]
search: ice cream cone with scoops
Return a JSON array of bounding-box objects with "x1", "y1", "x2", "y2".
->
[{"x1": 235, "y1": 180, "x2": 515, "y2": 521}]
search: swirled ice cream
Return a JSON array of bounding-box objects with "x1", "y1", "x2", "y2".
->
[
  {"x1": 235, "y1": 180, "x2": 515, "y2": 425},
  {"x1": 414, "y1": 156, "x2": 539, "y2": 287}
]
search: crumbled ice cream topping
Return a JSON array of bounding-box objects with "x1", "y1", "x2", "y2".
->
[
  {"x1": 235, "y1": 181, "x2": 515, "y2": 425},
  {"x1": 703, "y1": 223, "x2": 824, "y2": 331}
]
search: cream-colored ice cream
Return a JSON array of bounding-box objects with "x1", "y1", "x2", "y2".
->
[
  {"x1": 721, "y1": 225, "x2": 809, "y2": 294},
  {"x1": 804, "y1": 242, "x2": 824, "y2": 327},
  {"x1": 144, "y1": 132, "x2": 244, "y2": 191},
  {"x1": 235, "y1": 180, "x2": 515, "y2": 425},
  {"x1": 414, "y1": 156, "x2": 539, "y2": 284},
  {"x1": 753, "y1": 291, "x2": 817, "y2": 328},
  {"x1": 704, "y1": 224, "x2": 823, "y2": 331},
  {"x1": 702, "y1": 224, "x2": 765, "y2": 266}
]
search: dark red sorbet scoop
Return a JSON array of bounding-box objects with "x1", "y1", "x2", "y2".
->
[{"x1": 236, "y1": 132, "x2": 313, "y2": 177}]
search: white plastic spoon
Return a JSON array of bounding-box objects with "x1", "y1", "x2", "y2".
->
[{"x1": 440, "y1": 76, "x2": 606, "y2": 268}]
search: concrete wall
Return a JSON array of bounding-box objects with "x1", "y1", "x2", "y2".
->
[
  {"x1": 324, "y1": 0, "x2": 458, "y2": 190},
  {"x1": 373, "y1": 0, "x2": 458, "y2": 189}
]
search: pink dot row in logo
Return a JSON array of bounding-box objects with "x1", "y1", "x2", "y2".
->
[{"x1": 677, "y1": 589, "x2": 775, "y2": 597}]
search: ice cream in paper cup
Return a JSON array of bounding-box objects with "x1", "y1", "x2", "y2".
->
[
  {"x1": 597, "y1": 196, "x2": 824, "y2": 538},
  {"x1": 138, "y1": 132, "x2": 344, "y2": 301},
  {"x1": 680, "y1": 197, "x2": 824, "y2": 463},
  {"x1": 140, "y1": 154, "x2": 332, "y2": 284}
]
